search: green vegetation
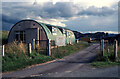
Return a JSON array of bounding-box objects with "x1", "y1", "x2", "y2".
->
[
  {"x1": 2, "y1": 32, "x2": 90, "y2": 72},
  {"x1": 3, "y1": 52, "x2": 54, "y2": 72},
  {"x1": 2, "y1": 41, "x2": 54, "y2": 72},
  {"x1": 0, "y1": 31, "x2": 9, "y2": 45},
  {"x1": 91, "y1": 45, "x2": 120, "y2": 68},
  {"x1": 51, "y1": 41, "x2": 90, "y2": 58}
]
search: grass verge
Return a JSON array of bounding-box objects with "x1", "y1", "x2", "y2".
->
[
  {"x1": 91, "y1": 45, "x2": 120, "y2": 68},
  {"x1": 2, "y1": 41, "x2": 90, "y2": 72},
  {"x1": 2, "y1": 52, "x2": 54, "y2": 72},
  {"x1": 51, "y1": 41, "x2": 90, "y2": 58}
]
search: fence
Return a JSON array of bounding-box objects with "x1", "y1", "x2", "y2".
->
[
  {"x1": 35, "y1": 39, "x2": 48, "y2": 55},
  {"x1": 100, "y1": 39, "x2": 119, "y2": 61},
  {"x1": 2, "y1": 39, "x2": 78, "y2": 57},
  {"x1": 2, "y1": 39, "x2": 53, "y2": 56}
]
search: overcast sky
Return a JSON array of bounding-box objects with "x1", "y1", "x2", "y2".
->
[{"x1": 1, "y1": 0, "x2": 119, "y2": 33}]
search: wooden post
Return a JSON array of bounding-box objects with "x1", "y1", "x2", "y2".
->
[
  {"x1": 48, "y1": 39, "x2": 51, "y2": 56},
  {"x1": 70, "y1": 39, "x2": 71, "y2": 44},
  {"x1": 107, "y1": 48, "x2": 109, "y2": 53},
  {"x1": 28, "y1": 43, "x2": 32, "y2": 55},
  {"x1": 76, "y1": 39, "x2": 79, "y2": 43},
  {"x1": 32, "y1": 39, "x2": 35, "y2": 50},
  {"x1": 114, "y1": 39, "x2": 118, "y2": 61},
  {"x1": 2, "y1": 45, "x2": 5, "y2": 56},
  {"x1": 101, "y1": 39, "x2": 104, "y2": 56},
  {"x1": 100, "y1": 40, "x2": 101, "y2": 53},
  {"x1": 37, "y1": 28, "x2": 39, "y2": 45}
]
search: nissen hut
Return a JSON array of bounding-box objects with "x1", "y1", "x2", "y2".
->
[{"x1": 8, "y1": 20, "x2": 75, "y2": 47}]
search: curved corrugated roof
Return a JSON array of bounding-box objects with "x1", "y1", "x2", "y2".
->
[
  {"x1": 38, "y1": 22, "x2": 64, "y2": 41},
  {"x1": 41, "y1": 22, "x2": 70, "y2": 30},
  {"x1": 38, "y1": 21, "x2": 76, "y2": 44}
]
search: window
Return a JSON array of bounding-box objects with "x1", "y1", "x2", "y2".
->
[
  {"x1": 52, "y1": 27, "x2": 57, "y2": 35},
  {"x1": 15, "y1": 31, "x2": 25, "y2": 42},
  {"x1": 15, "y1": 32, "x2": 19, "y2": 41}
]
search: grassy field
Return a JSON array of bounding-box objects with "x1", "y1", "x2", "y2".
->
[
  {"x1": 91, "y1": 45, "x2": 120, "y2": 68},
  {"x1": 0, "y1": 31, "x2": 9, "y2": 45},
  {"x1": 2, "y1": 31, "x2": 90, "y2": 72}
]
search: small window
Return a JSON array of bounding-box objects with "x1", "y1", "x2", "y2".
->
[
  {"x1": 15, "y1": 31, "x2": 25, "y2": 42},
  {"x1": 52, "y1": 27, "x2": 57, "y2": 35},
  {"x1": 15, "y1": 32, "x2": 19, "y2": 41}
]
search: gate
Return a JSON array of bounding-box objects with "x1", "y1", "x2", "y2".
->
[
  {"x1": 35, "y1": 40, "x2": 48, "y2": 55},
  {"x1": 34, "y1": 39, "x2": 56, "y2": 55}
]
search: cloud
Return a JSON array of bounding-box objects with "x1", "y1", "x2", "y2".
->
[
  {"x1": 78, "y1": 6, "x2": 117, "y2": 16},
  {"x1": 2, "y1": 1, "x2": 118, "y2": 33},
  {"x1": 64, "y1": 13, "x2": 118, "y2": 32}
]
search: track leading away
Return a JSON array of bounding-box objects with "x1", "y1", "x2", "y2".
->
[{"x1": 2, "y1": 44, "x2": 119, "y2": 78}]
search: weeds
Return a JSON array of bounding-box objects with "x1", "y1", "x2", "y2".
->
[
  {"x1": 2, "y1": 39, "x2": 89, "y2": 72},
  {"x1": 5, "y1": 41, "x2": 26, "y2": 54},
  {"x1": 91, "y1": 45, "x2": 120, "y2": 68},
  {"x1": 2, "y1": 51, "x2": 54, "y2": 72},
  {"x1": 51, "y1": 41, "x2": 89, "y2": 58}
]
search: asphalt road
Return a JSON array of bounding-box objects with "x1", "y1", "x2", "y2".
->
[{"x1": 2, "y1": 44, "x2": 119, "y2": 78}]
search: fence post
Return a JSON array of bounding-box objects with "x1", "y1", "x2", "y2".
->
[
  {"x1": 32, "y1": 39, "x2": 35, "y2": 50},
  {"x1": 76, "y1": 39, "x2": 79, "y2": 43},
  {"x1": 48, "y1": 39, "x2": 51, "y2": 56},
  {"x1": 37, "y1": 28, "x2": 39, "y2": 45},
  {"x1": 101, "y1": 39, "x2": 104, "y2": 56},
  {"x1": 107, "y1": 48, "x2": 109, "y2": 53},
  {"x1": 100, "y1": 40, "x2": 101, "y2": 53},
  {"x1": 114, "y1": 39, "x2": 118, "y2": 61},
  {"x1": 28, "y1": 43, "x2": 32, "y2": 55},
  {"x1": 2, "y1": 45, "x2": 5, "y2": 56}
]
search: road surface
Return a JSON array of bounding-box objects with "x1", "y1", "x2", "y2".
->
[{"x1": 2, "y1": 44, "x2": 119, "y2": 78}]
